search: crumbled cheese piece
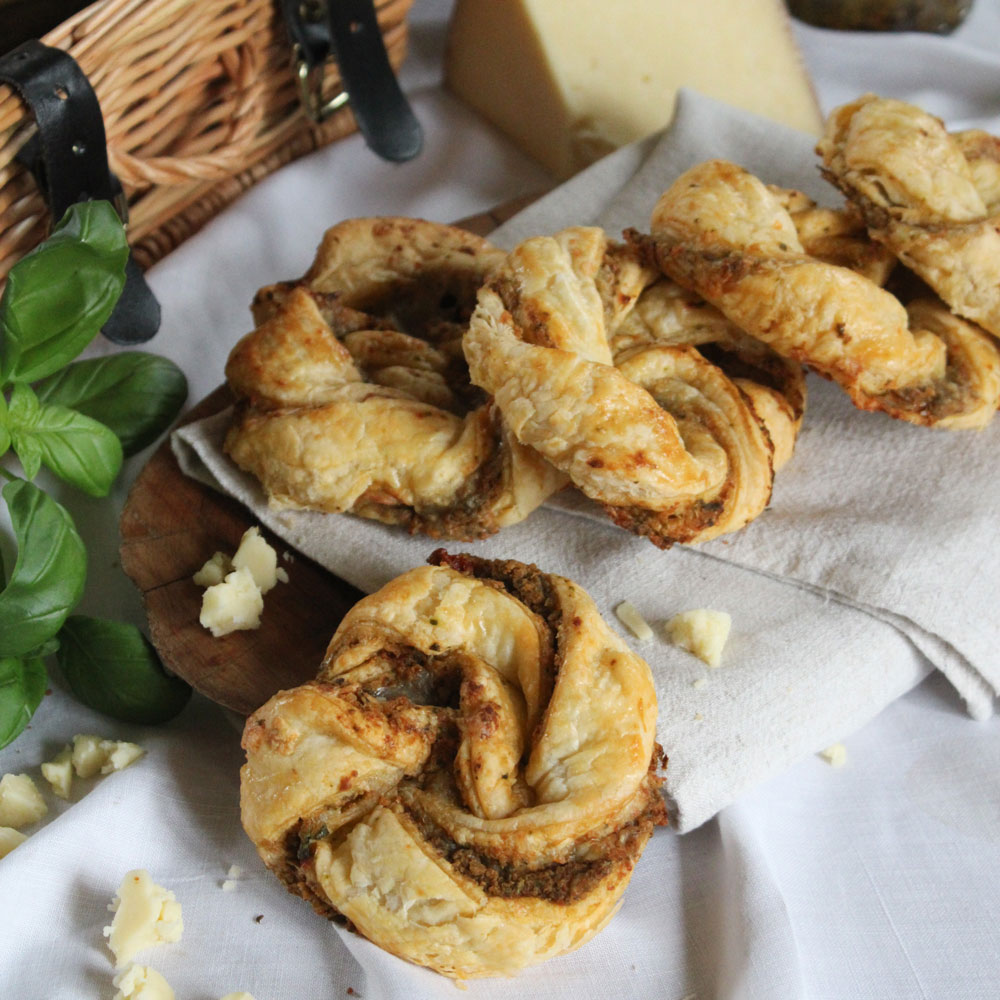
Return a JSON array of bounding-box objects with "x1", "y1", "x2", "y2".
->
[
  {"x1": 666, "y1": 609, "x2": 732, "y2": 667},
  {"x1": 104, "y1": 870, "x2": 184, "y2": 968},
  {"x1": 199, "y1": 566, "x2": 264, "y2": 637},
  {"x1": 232, "y1": 527, "x2": 282, "y2": 594},
  {"x1": 0, "y1": 825, "x2": 28, "y2": 858},
  {"x1": 41, "y1": 746, "x2": 74, "y2": 799},
  {"x1": 101, "y1": 741, "x2": 145, "y2": 774},
  {"x1": 226, "y1": 864, "x2": 242, "y2": 879},
  {"x1": 276, "y1": 567, "x2": 289, "y2": 584},
  {"x1": 72, "y1": 733, "x2": 112, "y2": 778},
  {"x1": 819, "y1": 743, "x2": 848, "y2": 768},
  {"x1": 0, "y1": 773, "x2": 48, "y2": 829},
  {"x1": 112, "y1": 965, "x2": 175, "y2": 1000},
  {"x1": 615, "y1": 601, "x2": 653, "y2": 641},
  {"x1": 221, "y1": 880, "x2": 238, "y2": 892},
  {"x1": 192, "y1": 551, "x2": 233, "y2": 587},
  {"x1": 691, "y1": 677, "x2": 708, "y2": 690}
]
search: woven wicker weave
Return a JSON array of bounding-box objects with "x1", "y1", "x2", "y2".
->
[{"x1": 0, "y1": 0, "x2": 412, "y2": 282}]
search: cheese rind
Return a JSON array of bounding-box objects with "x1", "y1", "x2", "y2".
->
[{"x1": 445, "y1": 0, "x2": 822, "y2": 178}]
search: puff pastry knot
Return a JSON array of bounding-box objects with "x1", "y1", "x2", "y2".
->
[
  {"x1": 818, "y1": 94, "x2": 1000, "y2": 340},
  {"x1": 224, "y1": 217, "x2": 566, "y2": 539},
  {"x1": 240, "y1": 553, "x2": 666, "y2": 979},
  {"x1": 464, "y1": 226, "x2": 803, "y2": 546},
  {"x1": 642, "y1": 159, "x2": 1000, "y2": 428}
]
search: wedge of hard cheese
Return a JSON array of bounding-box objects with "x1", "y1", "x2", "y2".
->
[{"x1": 444, "y1": 0, "x2": 823, "y2": 178}]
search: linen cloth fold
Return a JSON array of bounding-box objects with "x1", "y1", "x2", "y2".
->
[{"x1": 172, "y1": 90, "x2": 996, "y2": 831}]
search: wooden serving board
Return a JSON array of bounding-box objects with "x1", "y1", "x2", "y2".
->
[{"x1": 119, "y1": 196, "x2": 538, "y2": 717}]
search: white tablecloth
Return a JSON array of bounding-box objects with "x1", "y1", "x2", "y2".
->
[{"x1": 2, "y1": 2, "x2": 999, "y2": 997}]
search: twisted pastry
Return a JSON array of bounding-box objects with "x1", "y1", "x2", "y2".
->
[
  {"x1": 464, "y1": 226, "x2": 796, "y2": 546},
  {"x1": 224, "y1": 218, "x2": 566, "y2": 539},
  {"x1": 640, "y1": 159, "x2": 1000, "y2": 428},
  {"x1": 818, "y1": 94, "x2": 1000, "y2": 338},
  {"x1": 240, "y1": 553, "x2": 666, "y2": 979}
]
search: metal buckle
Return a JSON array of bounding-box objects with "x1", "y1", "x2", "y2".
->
[{"x1": 293, "y1": 42, "x2": 349, "y2": 123}]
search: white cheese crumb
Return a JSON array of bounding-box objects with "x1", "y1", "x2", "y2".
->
[
  {"x1": 666, "y1": 609, "x2": 732, "y2": 667},
  {"x1": 691, "y1": 677, "x2": 708, "y2": 690},
  {"x1": 0, "y1": 773, "x2": 48, "y2": 829},
  {"x1": 819, "y1": 743, "x2": 848, "y2": 767},
  {"x1": 276, "y1": 566, "x2": 289, "y2": 584},
  {"x1": 112, "y1": 964, "x2": 175, "y2": 1000},
  {"x1": 101, "y1": 741, "x2": 146, "y2": 774},
  {"x1": 192, "y1": 551, "x2": 233, "y2": 587},
  {"x1": 41, "y1": 746, "x2": 74, "y2": 799},
  {"x1": 615, "y1": 601, "x2": 653, "y2": 641},
  {"x1": 199, "y1": 566, "x2": 264, "y2": 637},
  {"x1": 226, "y1": 864, "x2": 242, "y2": 879},
  {"x1": 72, "y1": 733, "x2": 111, "y2": 778},
  {"x1": 0, "y1": 825, "x2": 28, "y2": 858},
  {"x1": 104, "y1": 870, "x2": 184, "y2": 968},
  {"x1": 232, "y1": 526, "x2": 281, "y2": 594},
  {"x1": 221, "y1": 880, "x2": 238, "y2": 892}
]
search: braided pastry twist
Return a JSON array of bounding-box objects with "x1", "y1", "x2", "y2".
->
[
  {"x1": 818, "y1": 94, "x2": 1000, "y2": 338},
  {"x1": 640, "y1": 159, "x2": 1000, "y2": 428},
  {"x1": 464, "y1": 227, "x2": 801, "y2": 546},
  {"x1": 224, "y1": 218, "x2": 566, "y2": 539},
  {"x1": 240, "y1": 553, "x2": 666, "y2": 979}
]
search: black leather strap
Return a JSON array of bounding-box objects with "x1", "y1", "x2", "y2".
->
[
  {"x1": 281, "y1": 0, "x2": 423, "y2": 163},
  {"x1": 0, "y1": 41, "x2": 160, "y2": 345}
]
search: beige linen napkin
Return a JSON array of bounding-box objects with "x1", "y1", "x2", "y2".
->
[
  {"x1": 170, "y1": 92, "x2": 1000, "y2": 830},
  {"x1": 496, "y1": 88, "x2": 1000, "y2": 722}
]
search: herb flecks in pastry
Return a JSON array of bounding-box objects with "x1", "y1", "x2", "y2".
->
[
  {"x1": 465, "y1": 227, "x2": 800, "y2": 546},
  {"x1": 818, "y1": 94, "x2": 1000, "y2": 339},
  {"x1": 224, "y1": 218, "x2": 565, "y2": 540},
  {"x1": 239, "y1": 554, "x2": 666, "y2": 979},
  {"x1": 641, "y1": 158, "x2": 1000, "y2": 429}
]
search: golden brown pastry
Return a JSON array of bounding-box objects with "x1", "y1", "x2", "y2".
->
[
  {"x1": 818, "y1": 94, "x2": 1000, "y2": 339},
  {"x1": 464, "y1": 226, "x2": 799, "y2": 546},
  {"x1": 639, "y1": 159, "x2": 1000, "y2": 429},
  {"x1": 224, "y1": 218, "x2": 566, "y2": 539},
  {"x1": 240, "y1": 553, "x2": 666, "y2": 979},
  {"x1": 768, "y1": 184, "x2": 897, "y2": 286}
]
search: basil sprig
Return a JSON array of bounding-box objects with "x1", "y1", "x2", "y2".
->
[{"x1": 0, "y1": 201, "x2": 191, "y2": 747}]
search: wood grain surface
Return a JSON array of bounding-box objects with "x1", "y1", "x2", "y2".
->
[{"x1": 119, "y1": 197, "x2": 537, "y2": 716}]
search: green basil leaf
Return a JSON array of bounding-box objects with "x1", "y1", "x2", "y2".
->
[
  {"x1": 0, "y1": 392, "x2": 9, "y2": 456},
  {"x1": 55, "y1": 615, "x2": 191, "y2": 724},
  {"x1": 9, "y1": 399, "x2": 123, "y2": 496},
  {"x1": 0, "y1": 655, "x2": 47, "y2": 749},
  {"x1": 0, "y1": 478, "x2": 87, "y2": 658},
  {"x1": 33, "y1": 352, "x2": 188, "y2": 456},
  {"x1": 7, "y1": 382, "x2": 43, "y2": 479},
  {"x1": 0, "y1": 201, "x2": 128, "y2": 385}
]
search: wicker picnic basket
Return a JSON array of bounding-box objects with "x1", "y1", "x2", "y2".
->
[{"x1": 0, "y1": 0, "x2": 413, "y2": 283}]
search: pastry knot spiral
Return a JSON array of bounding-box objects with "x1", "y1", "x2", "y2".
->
[
  {"x1": 642, "y1": 158, "x2": 1000, "y2": 428},
  {"x1": 818, "y1": 94, "x2": 1000, "y2": 339},
  {"x1": 464, "y1": 226, "x2": 802, "y2": 546},
  {"x1": 240, "y1": 553, "x2": 665, "y2": 979},
  {"x1": 224, "y1": 217, "x2": 565, "y2": 539}
]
